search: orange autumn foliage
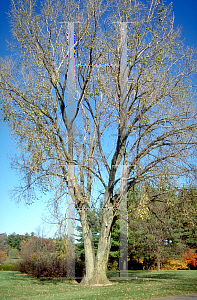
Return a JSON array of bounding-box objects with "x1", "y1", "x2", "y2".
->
[
  {"x1": 0, "y1": 251, "x2": 7, "y2": 261},
  {"x1": 182, "y1": 249, "x2": 197, "y2": 267}
]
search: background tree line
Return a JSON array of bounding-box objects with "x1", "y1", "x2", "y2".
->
[
  {"x1": 76, "y1": 183, "x2": 197, "y2": 272},
  {"x1": 2, "y1": 182, "x2": 197, "y2": 277},
  {"x1": 0, "y1": 231, "x2": 82, "y2": 277}
]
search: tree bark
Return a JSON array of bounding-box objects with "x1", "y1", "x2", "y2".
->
[
  {"x1": 157, "y1": 255, "x2": 161, "y2": 272},
  {"x1": 79, "y1": 208, "x2": 95, "y2": 284},
  {"x1": 80, "y1": 207, "x2": 114, "y2": 285}
]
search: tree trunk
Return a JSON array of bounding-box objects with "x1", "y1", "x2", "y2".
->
[
  {"x1": 156, "y1": 255, "x2": 161, "y2": 272},
  {"x1": 156, "y1": 244, "x2": 161, "y2": 272},
  {"x1": 92, "y1": 220, "x2": 112, "y2": 285},
  {"x1": 80, "y1": 208, "x2": 114, "y2": 286},
  {"x1": 79, "y1": 209, "x2": 95, "y2": 283}
]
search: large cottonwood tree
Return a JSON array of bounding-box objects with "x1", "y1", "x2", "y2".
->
[{"x1": 0, "y1": 0, "x2": 197, "y2": 285}]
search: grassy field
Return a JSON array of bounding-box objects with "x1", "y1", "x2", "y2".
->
[{"x1": 0, "y1": 270, "x2": 197, "y2": 300}]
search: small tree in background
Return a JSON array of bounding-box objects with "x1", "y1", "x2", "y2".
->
[
  {"x1": 0, "y1": 251, "x2": 7, "y2": 264},
  {"x1": 128, "y1": 182, "x2": 187, "y2": 271},
  {"x1": 108, "y1": 219, "x2": 120, "y2": 270},
  {"x1": 177, "y1": 187, "x2": 197, "y2": 250},
  {"x1": 20, "y1": 236, "x2": 62, "y2": 277},
  {"x1": 9, "y1": 248, "x2": 20, "y2": 259},
  {"x1": 7, "y1": 233, "x2": 22, "y2": 250},
  {"x1": 0, "y1": 233, "x2": 10, "y2": 258},
  {"x1": 0, "y1": 233, "x2": 7, "y2": 252}
]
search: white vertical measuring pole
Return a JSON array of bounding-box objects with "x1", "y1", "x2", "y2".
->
[
  {"x1": 119, "y1": 164, "x2": 128, "y2": 277},
  {"x1": 119, "y1": 22, "x2": 128, "y2": 277},
  {"x1": 67, "y1": 22, "x2": 75, "y2": 121},
  {"x1": 67, "y1": 22, "x2": 75, "y2": 279},
  {"x1": 119, "y1": 22, "x2": 128, "y2": 138}
]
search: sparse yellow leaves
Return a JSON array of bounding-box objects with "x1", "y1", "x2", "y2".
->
[
  {"x1": 137, "y1": 204, "x2": 149, "y2": 220},
  {"x1": 145, "y1": 71, "x2": 151, "y2": 82}
]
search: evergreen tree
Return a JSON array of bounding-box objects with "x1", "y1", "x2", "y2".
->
[
  {"x1": 7, "y1": 233, "x2": 22, "y2": 250},
  {"x1": 128, "y1": 182, "x2": 186, "y2": 271},
  {"x1": 177, "y1": 186, "x2": 197, "y2": 250}
]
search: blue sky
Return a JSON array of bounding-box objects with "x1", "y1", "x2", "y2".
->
[{"x1": 0, "y1": 0, "x2": 197, "y2": 237}]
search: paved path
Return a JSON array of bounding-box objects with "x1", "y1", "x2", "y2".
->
[{"x1": 149, "y1": 294, "x2": 197, "y2": 300}]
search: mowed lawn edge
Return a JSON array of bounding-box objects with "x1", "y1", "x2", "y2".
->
[{"x1": 0, "y1": 270, "x2": 197, "y2": 300}]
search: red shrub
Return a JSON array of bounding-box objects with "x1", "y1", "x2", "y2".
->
[{"x1": 182, "y1": 249, "x2": 197, "y2": 267}]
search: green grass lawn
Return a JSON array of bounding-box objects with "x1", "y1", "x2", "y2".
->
[{"x1": 0, "y1": 270, "x2": 197, "y2": 300}]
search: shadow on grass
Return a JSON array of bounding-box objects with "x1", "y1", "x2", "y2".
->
[
  {"x1": 107, "y1": 270, "x2": 197, "y2": 294},
  {"x1": 107, "y1": 270, "x2": 197, "y2": 282},
  {"x1": 11, "y1": 273, "x2": 60, "y2": 285},
  {"x1": 139, "y1": 271, "x2": 196, "y2": 281},
  {"x1": 37, "y1": 278, "x2": 59, "y2": 285}
]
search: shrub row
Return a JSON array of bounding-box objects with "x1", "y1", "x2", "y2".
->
[
  {"x1": 0, "y1": 264, "x2": 19, "y2": 271},
  {"x1": 19, "y1": 253, "x2": 84, "y2": 278},
  {"x1": 162, "y1": 259, "x2": 188, "y2": 270}
]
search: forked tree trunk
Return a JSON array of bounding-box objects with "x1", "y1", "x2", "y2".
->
[
  {"x1": 80, "y1": 208, "x2": 114, "y2": 286},
  {"x1": 91, "y1": 221, "x2": 112, "y2": 285},
  {"x1": 79, "y1": 209, "x2": 95, "y2": 283}
]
